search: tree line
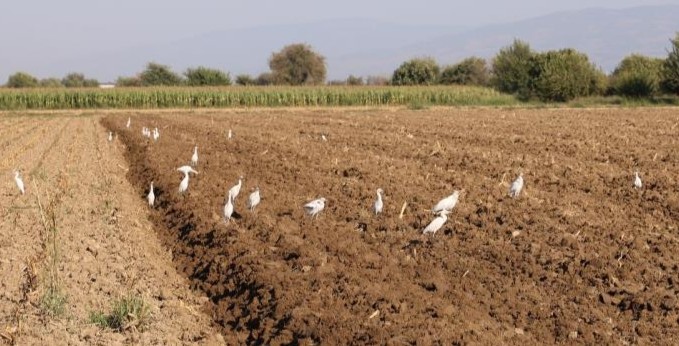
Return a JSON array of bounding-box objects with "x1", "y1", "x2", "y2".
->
[{"x1": 3, "y1": 35, "x2": 679, "y2": 102}]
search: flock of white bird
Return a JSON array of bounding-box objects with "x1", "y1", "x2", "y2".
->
[{"x1": 9, "y1": 116, "x2": 647, "y2": 236}]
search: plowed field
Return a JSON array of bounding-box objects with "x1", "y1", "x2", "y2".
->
[{"x1": 101, "y1": 107, "x2": 679, "y2": 345}]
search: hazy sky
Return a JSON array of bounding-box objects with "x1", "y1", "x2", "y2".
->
[{"x1": 1, "y1": 0, "x2": 678, "y2": 80}]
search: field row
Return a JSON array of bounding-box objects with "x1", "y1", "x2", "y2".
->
[{"x1": 0, "y1": 86, "x2": 517, "y2": 109}]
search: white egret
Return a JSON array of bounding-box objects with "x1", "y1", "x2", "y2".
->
[
  {"x1": 634, "y1": 171, "x2": 642, "y2": 189},
  {"x1": 177, "y1": 166, "x2": 198, "y2": 194},
  {"x1": 248, "y1": 187, "x2": 261, "y2": 212},
  {"x1": 108, "y1": 131, "x2": 113, "y2": 142},
  {"x1": 191, "y1": 146, "x2": 198, "y2": 166},
  {"x1": 321, "y1": 134, "x2": 328, "y2": 141},
  {"x1": 228, "y1": 129, "x2": 232, "y2": 139},
  {"x1": 126, "y1": 117, "x2": 131, "y2": 128},
  {"x1": 374, "y1": 188, "x2": 384, "y2": 215},
  {"x1": 432, "y1": 190, "x2": 460, "y2": 213},
  {"x1": 423, "y1": 210, "x2": 449, "y2": 235},
  {"x1": 153, "y1": 128, "x2": 159, "y2": 141},
  {"x1": 228, "y1": 176, "x2": 243, "y2": 200},
  {"x1": 224, "y1": 191, "x2": 234, "y2": 222},
  {"x1": 178, "y1": 174, "x2": 190, "y2": 194},
  {"x1": 177, "y1": 165, "x2": 199, "y2": 176},
  {"x1": 148, "y1": 182, "x2": 155, "y2": 206},
  {"x1": 304, "y1": 197, "x2": 326, "y2": 218},
  {"x1": 14, "y1": 170, "x2": 25, "y2": 195},
  {"x1": 509, "y1": 173, "x2": 524, "y2": 198}
]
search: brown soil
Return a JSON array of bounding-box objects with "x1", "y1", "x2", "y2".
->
[
  {"x1": 0, "y1": 114, "x2": 221, "y2": 345},
  {"x1": 99, "y1": 107, "x2": 679, "y2": 345}
]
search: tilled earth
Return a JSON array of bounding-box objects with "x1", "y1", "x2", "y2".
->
[
  {"x1": 102, "y1": 107, "x2": 679, "y2": 345},
  {"x1": 0, "y1": 113, "x2": 221, "y2": 345}
]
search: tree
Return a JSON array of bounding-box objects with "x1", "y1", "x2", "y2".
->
[
  {"x1": 491, "y1": 40, "x2": 534, "y2": 97},
  {"x1": 661, "y1": 33, "x2": 679, "y2": 94},
  {"x1": 391, "y1": 57, "x2": 440, "y2": 86},
  {"x1": 185, "y1": 67, "x2": 231, "y2": 86},
  {"x1": 440, "y1": 57, "x2": 489, "y2": 86},
  {"x1": 609, "y1": 54, "x2": 664, "y2": 97},
  {"x1": 528, "y1": 48, "x2": 604, "y2": 102},
  {"x1": 366, "y1": 76, "x2": 389, "y2": 86},
  {"x1": 139, "y1": 62, "x2": 182, "y2": 86},
  {"x1": 269, "y1": 44, "x2": 326, "y2": 85},
  {"x1": 6, "y1": 72, "x2": 39, "y2": 88},
  {"x1": 235, "y1": 74, "x2": 256, "y2": 86},
  {"x1": 39, "y1": 78, "x2": 64, "y2": 88},
  {"x1": 62, "y1": 72, "x2": 99, "y2": 88}
]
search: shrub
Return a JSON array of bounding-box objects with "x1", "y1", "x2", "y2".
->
[
  {"x1": 528, "y1": 48, "x2": 603, "y2": 102},
  {"x1": 346, "y1": 75, "x2": 364, "y2": 86},
  {"x1": 661, "y1": 33, "x2": 679, "y2": 95},
  {"x1": 391, "y1": 57, "x2": 440, "y2": 86},
  {"x1": 6, "y1": 72, "x2": 39, "y2": 88},
  {"x1": 609, "y1": 54, "x2": 664, "y2": 97},
  {"x1": 185, "y1": 67, "x2": 231, "y2": 86},
  {"x1": 235, "y1": 74, "x2": 256, "y2": 86},
  {"x1": 139, "y1": 62, "x2": 183, "y2": 86},
  {"x1": 115, "y1": 76, "x2": 143, "y2": 87},
  {"x1": 62, "y1": 73, "x2": 99, "y2": 88},
  {"x1": 440, "y1": 57, "x2": 489, "y2": 86},
  {"x1": 39, "y1": 78, "x2": 64, "y2": 88},
  {"x1": 491, "y1": 40, "x2": 534, "y2": 96}
]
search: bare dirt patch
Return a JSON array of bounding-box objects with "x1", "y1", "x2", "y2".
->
[
  {"x1": 101, "y1": 107, "x2": 679, "y2": 344},
  {"x1": 0, "y1": 114, "x2": 220, "y2": 345}
]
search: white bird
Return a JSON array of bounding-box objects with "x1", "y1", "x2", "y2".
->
[
  {"x1": 177, "y1": 165, "x2": 199, "y2": 176},
  {"x1": 14, "y1": 170, "x2": 25, "y2": 195},
  {"x1": 248, "y1": 187, "x2": 261, "y2": 212},
  {"x1": 152, "y1": 128, "x2": 159, "y2": 141},
  {"x1": 509, "y1": 173, "x2": 524, "y2": 198},
  {"x1": 191, "y1": 146, "x2": 198, "y2": 166},
  {"x1": 228, "y1": 176, "x2": 243, "y2": 200},
  {"x1": 373, "y1": 188, "x2": 384, "y2": 215},
  {"x1": 432, "y1": 190, "x2": 460, "y2": 213},
  {"x1": 321, "y1": 134, "x2": 328, "y2": 141},
  {"x1": 108, "y1": 131, "x2": 113, "y2": 142},
  {"x1": 304, "y1": 197, "x2": 326, "y2": 218},
  {"x1": 228, "y1": 129, "x2": 232, "y2": 139},
  {"x1": 177, "y1": 166, "x2": 198, "y2": 194},
  {"x1": 423, "y1": 210, "x2": 449, "y2": 235},
  {"x1": 126, "y1": 117, "x2": 131, "y2": 128},
  {"x1": 178, "y1": 174, "x2": 190, "y2": 194},
  {"x1": 634, "y1": 171, "x2": 642, "y2": 189},
  {"x1": 147, "y1": 182, "x2": 155, "y2": 206},
  {"x1": 224, "y1": 191, "x2": 234, "y2": 222}
]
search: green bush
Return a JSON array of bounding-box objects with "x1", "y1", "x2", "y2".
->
[
  {"x1": 185, "y1": 67, "x2": 231, "y2": 86},
  {"x1": 139, "y1": 62, "x2": 183, "y2": 86},
  {"x1": 6, "y1": 72, "x2": 39, "y2": 88},
  {"x1": 391, "y1": 57, "x2": 440, "y2": 86},
  {"x1": 491, "y1": 40, "x2": 533, "y2": 96},
  {"x1": 115, "y1": 76, "x2": 143, "y2": 87},
  {"x1": 269, "y1": 43, "x2": 327, "y2": 85},
  {"x1": 346, "y1": 75, "x2": 364, "y2": 86},
  {"x1": 609, "y1": 54, "x2": 664, "y2": 97},
  {"x1": 62, "y1": 73, "x2": 99, "y2": 88},
  {"x1": 235, "y1": 74, "x2": 256, "y2": 86},
  {"x1": 527, "y1": 49, "x2": 603, "y2": 102},
  {"x1": 661, "y1": 33, "x2": 679, "y2": 95},
  {"x1": 440, "y1": 57, "x2": 489, "y2": 86},
  {"x1": 39, "y1": 78, "x2": 64, "y2": 88}
]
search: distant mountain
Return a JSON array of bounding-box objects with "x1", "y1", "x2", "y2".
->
[{"x1": 25, "y1": 5, "x2": 679, "y2": 82}]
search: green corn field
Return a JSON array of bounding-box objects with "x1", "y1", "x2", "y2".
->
[{"x1": 0, "y1": 86, "x2": 518, "y2": 110}]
